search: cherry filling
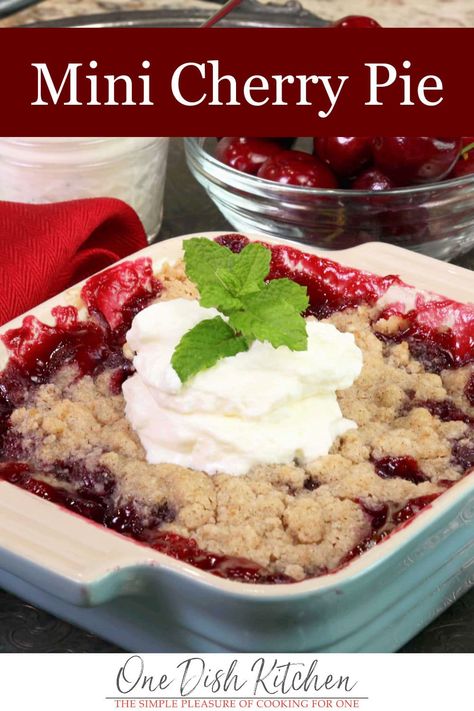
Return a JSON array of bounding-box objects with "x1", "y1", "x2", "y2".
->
[
  {"x1": 143, "y1": 532, "x2": 293, "y2": 584},
  {"x1": 215, "y1": 233, "x2": 250, "y2": 253},
  {"x1": 81, "y1": 258, "x2": 162, "y2": 332},
  {"x1": 0, "y1": 461, "x2": 290, "y2": 584},
  {"x1": 376, "y1": 318, "x2": 468, "y2": 374},
  {"x1": 341, "y1": 493, "x2": 440, "y2": 566},
  {"x1": 2, "y1": 308, "x2": 109, "y2": 384},
  {"x1": 0, "y1": 241, "x2": 472, "y2": 583},
  {"x1": 0, "y1": 259, "x2": 161, "y2": 440},
  {"x1": 303, "y1": 476, "x2": 320, "y2": 491},
  {"x1": 52, "y1": 459, "x2": 116, "y2": 497},
  {"x1": 372, "y1": 455, "x2": 427, "y2": 485},
  {"x1": 217, "y1": 233, "x2": 402, "y2": 318},
  {"x1": 374, "y1": 299, "x2": 474, "y2": 374},
  {"x1": 358, "y1": 499, "x2": 389, "y2": 531},
  {"x1": 415, "y1": 399, "x2": 473, "y2": 426},
  {"x1": 451, "y1": 441, "x2": 474, "y2": 473},
  {"x1": 0, "y1": 462, "x2": 110, "y2": 524},
  {"x1": 391, "y1": 494, "x2": 440, "y2": 525}
]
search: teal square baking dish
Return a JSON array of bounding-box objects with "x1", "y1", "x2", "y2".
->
[{"x1": 0, "y1": 232, "x2": 472, "y2": 652}]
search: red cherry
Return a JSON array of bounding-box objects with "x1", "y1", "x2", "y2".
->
[
  {"x1": 373, "y1": 137, "x2": 462, "y2": 186},
  {"x1": 332, "y1": 15, "x2": 381, "y2": 28},
  {"x1": 257, "y1": 150, "x2": 339, "y2": 188},
  {"x1": 352, "y1": 168, "x2": 395, "y2": 191},
  {"x1": 314, "y1": 137, "x2": 372, "y2": 178},
  {"x1": 215, "y1": 137, "x2": 282, "y2": 175}
]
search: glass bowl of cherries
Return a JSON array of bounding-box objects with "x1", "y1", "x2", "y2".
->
[{"x1": 184, "y1": 135, "x2": 474, "y2": 261}]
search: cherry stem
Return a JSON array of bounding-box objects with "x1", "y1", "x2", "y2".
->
[
  {"x1": 460, "y1": 141, "x2": 474, "y2": 159},
  {"x1": 201, "y1": 0, "x2": 244, "y2": 28}
]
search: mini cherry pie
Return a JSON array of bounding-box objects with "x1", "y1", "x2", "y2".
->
[{"x1": 0, "y1": 235, "x2": 472, "y2": 583}]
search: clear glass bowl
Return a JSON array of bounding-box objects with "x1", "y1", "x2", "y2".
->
[{"x1": 185, "y1": 137, "x2": 474, "y2": 261}]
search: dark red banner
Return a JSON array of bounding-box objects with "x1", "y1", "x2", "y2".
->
[{"x1": 0, "y1": 28, "x2": 471, "y2": 135}]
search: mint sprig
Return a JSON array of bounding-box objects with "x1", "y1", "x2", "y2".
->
[{"x1": 171, "y1": 238, "x2": 309, "y2": 383}]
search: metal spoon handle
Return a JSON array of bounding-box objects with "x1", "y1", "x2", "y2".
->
[{"x1": 200, "y1": 0, "x2": 244, "y2": 28}]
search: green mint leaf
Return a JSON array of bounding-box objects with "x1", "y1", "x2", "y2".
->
[
  {"x1": 226, "y1": 242, "x2": 272, "y2": 296},
  {"x1": 214, "y1": 267, "x2": 242, "y2": 297},
  {"x1": 183, "y1": 239, "x2": 271, "y2": 312},
  {"x1": 268, "y1": 277, "x2": 310, "y2": 314},
  {"x1": 228, "y1": 279, "x2": 309, "y2": 351},
  {"x1": 171, "y1": 316, "x2": 249, "y2": 383},
  {"x1": 183, "y1": 238, "x2": 241, "y2": 312}
]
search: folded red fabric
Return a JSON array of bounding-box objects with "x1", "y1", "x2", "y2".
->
[{"x1": 0, "y1": 198, "x2": 148, "y2": 326}]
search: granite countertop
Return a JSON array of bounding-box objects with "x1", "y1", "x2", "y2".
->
[{"x1": 0, "y1": 0, "x2": 473, "y2": 27}]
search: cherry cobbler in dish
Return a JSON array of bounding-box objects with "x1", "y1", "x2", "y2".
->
[{"x1": 0, "y1": 234, "x2": 473, "y2": 583}]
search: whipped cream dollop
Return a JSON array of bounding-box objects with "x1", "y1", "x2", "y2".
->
[{"x1": 122, "y1": 298, "x2": 363, "y2": 476}]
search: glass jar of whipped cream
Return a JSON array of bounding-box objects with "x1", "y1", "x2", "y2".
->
[{"x1": 0, "y1": 137, "x2": 169, "y2": 242}]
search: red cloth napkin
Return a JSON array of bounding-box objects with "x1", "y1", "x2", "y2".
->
[{"x1": 0, "y1": 198, "x2": 148, "y2": 326}]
